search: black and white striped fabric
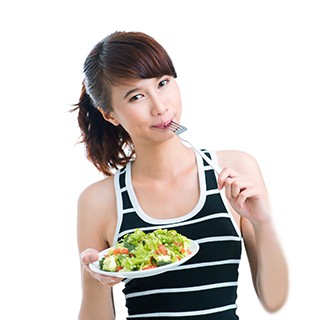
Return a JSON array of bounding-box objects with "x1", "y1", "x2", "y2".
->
[{"x1": 113, "y1": 150, "x2": 242, "y2": 319}]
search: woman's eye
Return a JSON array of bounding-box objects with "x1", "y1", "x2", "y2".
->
[
  {"x1": 159, "y1": 79, "x2": 169, "y2": 88},
  {"x1": 129, "y1": 94, "x2": 143, "y2": 102}
]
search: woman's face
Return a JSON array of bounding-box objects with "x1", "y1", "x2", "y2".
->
[{"x1": 108, "y1": 76, "x2": 182, "y2": 146}]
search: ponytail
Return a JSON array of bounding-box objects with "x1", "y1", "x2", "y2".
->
[{"x1": 73, "y1": 83, "x2": 135, "y2": 176}]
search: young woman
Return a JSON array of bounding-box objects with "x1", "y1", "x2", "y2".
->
[{"x1": 74, "y1": 31, "x2": 288, "y2": 320}]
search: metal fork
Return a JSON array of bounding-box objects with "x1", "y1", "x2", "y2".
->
[{"x1": 167, "y1": 121, "x2": 222, "y2": 175}]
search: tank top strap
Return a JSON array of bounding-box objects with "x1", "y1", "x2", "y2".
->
[
  {"x1": 113, "y1": 165, "x2": 135, "y2": 245},
  {"x1": 200, "y1": 149, "x2": 219, "y2": 192}
]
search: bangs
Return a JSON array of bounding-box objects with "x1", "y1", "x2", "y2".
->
[{"x1": 103, "y1": 32, "x2": 177, "y2": 85}]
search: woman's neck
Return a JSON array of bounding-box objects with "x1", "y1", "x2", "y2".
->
[{"x1": 131, "y1": 137, "x2": 195, "y2": 181}]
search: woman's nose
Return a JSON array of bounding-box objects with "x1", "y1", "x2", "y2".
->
[{"x1": 150, "y1": 94, "x2": 168, "y2": 116}]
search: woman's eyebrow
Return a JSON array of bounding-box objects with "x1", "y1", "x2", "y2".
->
[
  {"x1": 123, "y1": 77, "x2": 162, "y2": 99},
  {"x1": 124, "y1": 87, "x2": 141, "y2": 100}
]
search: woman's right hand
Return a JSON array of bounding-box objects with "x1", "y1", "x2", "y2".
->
[{"x1": 80, "y1": 248, "x2": 123, "y2": 286}]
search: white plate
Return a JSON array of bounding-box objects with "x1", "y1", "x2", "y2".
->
[{"x1": 89, "y1": 240, "x2": 199, "y2": 279}]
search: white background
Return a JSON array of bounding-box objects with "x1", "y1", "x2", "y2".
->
[{"x1": 1, "y1": 0, "x2": 319, "y2": 319}]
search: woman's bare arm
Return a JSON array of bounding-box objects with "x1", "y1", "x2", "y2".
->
[
  {"x1": 217, "y1": 150, "x2": 288, "y2": 312},
  {"x1": 77, "y1": 177, "x2": 119, "y2": 320}
]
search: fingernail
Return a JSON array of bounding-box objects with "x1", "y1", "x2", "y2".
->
[{"x1": 90, "y1": 253, "x2": 98, "y2": 261}]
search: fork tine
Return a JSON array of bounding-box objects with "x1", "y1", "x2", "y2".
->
[{"x1": 168, "y1": 121, "x2": 188, "y2": 135}]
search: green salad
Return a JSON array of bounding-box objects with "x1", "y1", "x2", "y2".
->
[{"x1": 99, "y1": 228, "x2": 192, "y2": 272}]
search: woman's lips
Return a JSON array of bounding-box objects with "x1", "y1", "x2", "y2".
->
[{"x1": 153, "y1": 120, "x2": 172, "y2": 129}]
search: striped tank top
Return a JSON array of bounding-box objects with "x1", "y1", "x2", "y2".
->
[{"x1": 113, "y1": 150, "x2": 242, "y2": 319}]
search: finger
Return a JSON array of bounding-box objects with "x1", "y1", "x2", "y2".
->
[
  {"x1": 223, "y1": 177, "x2": 233, "y2": 200},
  {"x1": 97, "y1": 276, "x2": 123, "y2": 286},
  {"x1": 218, "y1": 167, "x2": 239, "y2": 189},
  {"x1": 224, "y1": 177, "x2": 253, "y2": 202},
  {"x1": 230, "y1": 180, "x2": 242, "y2": 199},
  {"x1": 236, "y1": 187, "x2": 256, "y2": 209},
  {"x1": 80, "y1": 249, "x2": 99, "y2": 265},
  {"x1": 224, "y1": 178, "x2": 241, "y2": 202},
  {"x1": 230, "y1": 178, "x2": 253, "y2": 199},
  {"x1": 217, "y1": 167, "x2": 230, "y2": 189}
]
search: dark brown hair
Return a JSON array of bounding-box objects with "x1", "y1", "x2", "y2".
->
[{"x1": 73, "y1": 31, "x2": 177, "y2": 176}]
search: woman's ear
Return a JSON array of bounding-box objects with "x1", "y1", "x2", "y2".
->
[{"x1": 97, "y1": 107, "x2": 120, "y2": 126}]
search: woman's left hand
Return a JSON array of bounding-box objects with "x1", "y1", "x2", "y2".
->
[{"x1": 217, "y1": 167, "x2": 271, "y2": 225}]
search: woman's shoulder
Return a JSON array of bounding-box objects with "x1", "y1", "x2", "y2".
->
[
  {"x1": 77, "y1": 175, "x2": 118, "y2": 247},
  {"x1": 78, "y1": 175, "x2": 116, "y2": 214},
  {"x1": 76, "y1": 175, "x2": 118, "y2": 249},
  {"x1": 215, "y1": 149, "x2": 260, "y2": 174}
]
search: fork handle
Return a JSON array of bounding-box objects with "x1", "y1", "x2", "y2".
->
[{"x1": 179, "y1": 137, "x2": 222, "y2": 175}]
